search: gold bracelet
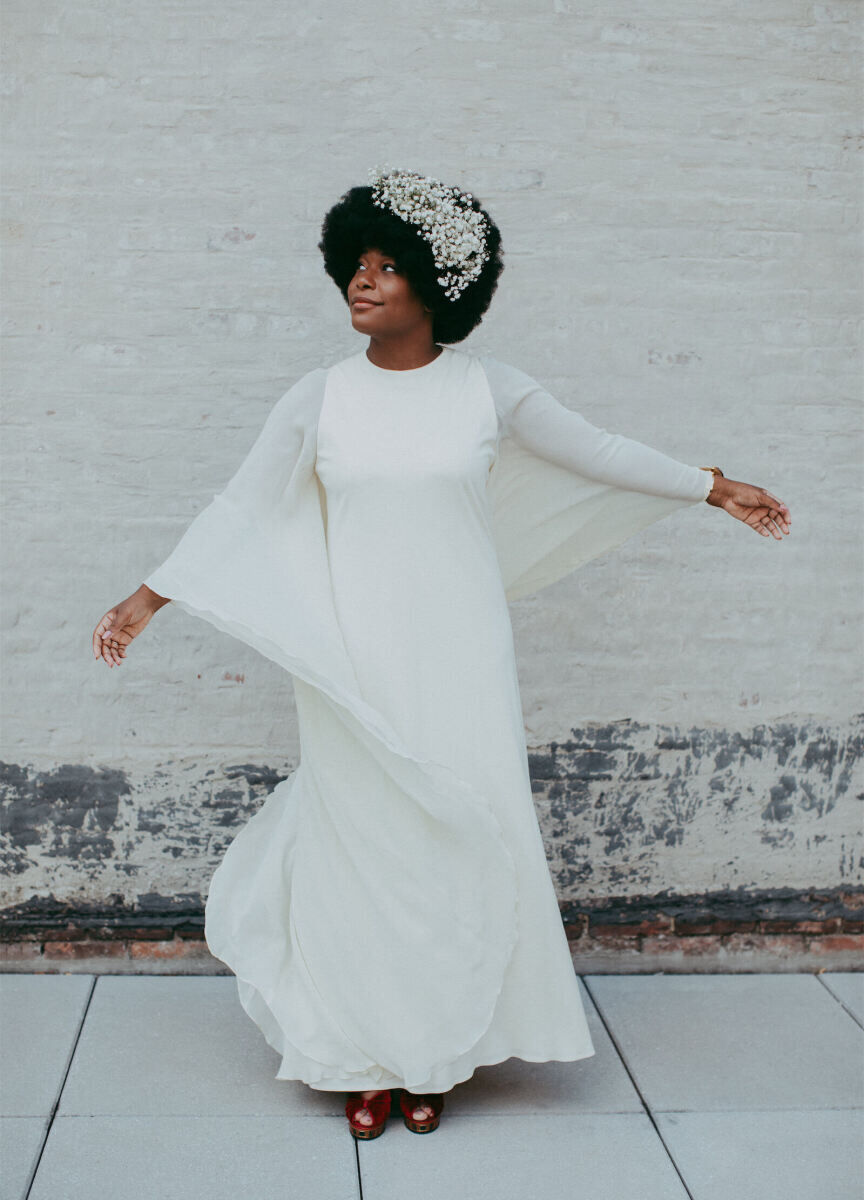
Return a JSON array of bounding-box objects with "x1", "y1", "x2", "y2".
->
[{"x1": 700, "y1": 466, "x2": 724, "y2": 501}]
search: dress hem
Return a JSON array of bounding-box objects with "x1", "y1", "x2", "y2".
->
[{"x1": 298, "y1": 1044, "x2": 598, "y2": 1094}]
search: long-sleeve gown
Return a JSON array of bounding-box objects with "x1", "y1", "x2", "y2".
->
[{"x1": 143, "y1": 346, "x2": 712, "y2": 1094}]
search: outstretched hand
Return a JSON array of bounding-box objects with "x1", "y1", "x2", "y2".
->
[
  {"x1": 707, "y1": 477, "x2": 791, "y2": 539},
  {"x1": 92, "y1": 585, "x2": 166, "y2": 668}
]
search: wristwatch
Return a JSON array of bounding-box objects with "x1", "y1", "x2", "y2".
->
[{"x1": 700, "y1": 466, "x2": 725, "y2": 500}]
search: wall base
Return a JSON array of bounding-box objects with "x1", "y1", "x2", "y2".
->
[{"x1": 2, "y1": 924, "x2": 861, "y2": 976}]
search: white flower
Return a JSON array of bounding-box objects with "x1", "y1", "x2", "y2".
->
[{"x1": 367, "y1": 166, "x2": 490, "y2": 301}]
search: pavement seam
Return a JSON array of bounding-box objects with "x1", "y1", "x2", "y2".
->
[
  {"x1": 581, "y1": 975, "x2": 696, "y2": 1200},
  {"x1": 24, "y1": 974, "x2": 98, "y2": 1200},
  {"x1": 815, "y1": 973, "x2": 864, "y2": 1032}
]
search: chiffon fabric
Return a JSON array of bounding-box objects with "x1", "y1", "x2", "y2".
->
[{"x1": 144, "y1": 346, "x2": 711, "y2": 1093}]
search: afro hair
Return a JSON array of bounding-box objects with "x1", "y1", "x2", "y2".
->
[{"x1": 318, "y1": 183, "x2": 504, "y2": 344}]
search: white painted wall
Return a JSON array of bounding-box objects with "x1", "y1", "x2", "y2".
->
[{"x1": 2, "y1": 1, "x2": 861, "y2": 909}]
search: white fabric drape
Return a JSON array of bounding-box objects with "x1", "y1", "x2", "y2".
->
[{"x1": 143, "y1": 347, "x2": 709, "y2": 1091}]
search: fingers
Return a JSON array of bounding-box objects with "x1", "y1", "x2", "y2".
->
[
  {"x1": 105, "y1": 632, "x2": 126, "y2": 667},
  {"x1": 93, "y1": 610, "x2": 117, "y2": 661},
  {"x1": 764, "y1": 496, "x2": 791, "y2": 534},
  {"x1": 759, "y1": 490, "x2": 791, "y2": 533},
  {"x1": 737, "y1": 487, "x2": 790, "y2": 539},
  {"x1": 102, "y1": 636, "x2": 122, "y2": 668},
  {"x1": 762, "y1": 490, "x2": 789, "y2": 514},
  {"x1": 765, "y1": 501, "x2": 790, "y2": 536},
  {"x1": 752, "y1": 514, "x2": 784, "y2": 539},
  {"x1": 93, "y1": 609, "x2": 129, "y2": 668}
]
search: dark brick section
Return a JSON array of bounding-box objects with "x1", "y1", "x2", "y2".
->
[
  {"x1": 554, "y1": 886, "x2": 864, "y2": 962},
  {"x1": 2, "y1": 887, "x2": 862, "y2": 966},
  {"x1": 0, "y1": 894, "x2": 205, "y2": 942},
  {"x1": 560, "y1": 885, "x2": 864, "y2": 938}
]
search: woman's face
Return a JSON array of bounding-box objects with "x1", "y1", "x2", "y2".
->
[{"x1": 347, "y1": 246, "x2": 433, "y2": 340}]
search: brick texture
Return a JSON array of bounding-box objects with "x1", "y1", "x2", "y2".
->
[{"x1": 1, "y1": 1, "x2": 861, "y2": 929}]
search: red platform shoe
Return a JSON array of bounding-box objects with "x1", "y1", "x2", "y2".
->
[
  {"x1": 399, "y1": 1089, "x2": 444, "y2": 1134},
  {"x1": 345, "y1": 1089, "x2": 392, "y2": 1139}
]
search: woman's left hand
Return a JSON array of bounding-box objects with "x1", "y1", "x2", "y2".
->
[{"x1": 707, "y1": 477, "x2": 791, "y2": 539}]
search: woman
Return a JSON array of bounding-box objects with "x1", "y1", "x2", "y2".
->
[{"x1": 92, "y1": 168, "x2": 790, "y2": 1140}]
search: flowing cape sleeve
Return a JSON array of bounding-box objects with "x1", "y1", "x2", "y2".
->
[
  {"x1": 479, "y1": 355, "x2": 713, "y2": 602},
  {"x1": 142, "y1": 366, "x2": 358, "y2": 691}
]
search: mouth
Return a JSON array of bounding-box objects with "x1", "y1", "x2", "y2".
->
[{"x1": 352, "y1": 299, "x2": 381, "y2": 310}]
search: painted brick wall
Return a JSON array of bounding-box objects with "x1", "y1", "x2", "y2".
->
[{"x1": 2, "y1": 1, "x2": 861, "y2": 938}]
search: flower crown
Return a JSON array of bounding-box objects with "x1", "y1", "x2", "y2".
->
[{"x1": 368, "y1": 165, "x2": 490, "y2": 301}]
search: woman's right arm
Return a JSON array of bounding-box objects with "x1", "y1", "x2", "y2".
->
[
  {"x1": 92, "y1": 583, "x2": 170, "y2": 668},
  {"x1": 92, "y1": 366, "x2": 327, "y2": 670}
]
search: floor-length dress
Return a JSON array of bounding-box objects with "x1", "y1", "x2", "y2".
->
[{"x1": 143, "y1": 345, "x2": 712, "y2": 1094}]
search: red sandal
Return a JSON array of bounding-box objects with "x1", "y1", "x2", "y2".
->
[
  {"x1": 399, "y1": 1089, "x2": 444, "y2": 1134},
  {"x1": 345, "y1": 1089, "x2": 392, "y2": 1139}
]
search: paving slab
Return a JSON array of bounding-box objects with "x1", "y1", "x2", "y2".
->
[
  {"x1": 445, "y1": 979, "x2": 642, "y2": 1114},
  {"x1": 820, "y1": 972, "x2": 864, "y2": 1027},
  {"x1": 58, "y1": 975, "x2": 340, "y2": 1116},
  {"x1": 657, "y1": 1109, "x2": 864, "y2": 1200},
  {"x1": 585, "y1": 973, "x2": 864, "y2": 1111},
  {"x1": 359, "y1": 1112, "x2": 687, "y2": 1200},
  {"x1": 0, "y1": 1117, "x2": 48, "y2": 1200},
  {"x1": 28, "y1": 1115, "x2": 358, "y2": 1200},
  {"x1": 0, "y1": 974, "x2": 92, "y2": 1115}
]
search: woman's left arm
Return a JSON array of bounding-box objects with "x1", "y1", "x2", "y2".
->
[{"x1": 484, "y1": 357, "x2": 791, "y2": 539}]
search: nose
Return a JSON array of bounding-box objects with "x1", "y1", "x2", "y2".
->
[{"x1": 351, "y1": 269, "x2": 377, "y2": 302}]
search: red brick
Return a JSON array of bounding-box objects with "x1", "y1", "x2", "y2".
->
[
  {"x1": 129, "y1": 938, "x2": 209, "y2": 960},
  {"x1": 759, "y1": 918, "x2": 841, "y2": 935},
  {"x1": 642, "y1": 934, "x2": 722, "y2": 957},
  {"x1": 0, "y1": 941, "x2": 43, "y2": 962},
  {"x1": 806, "y1": 934, "x2": 864, "y2": 955},
  {"x1": 721, "y1": 932, "x2": 807, "y2": 955},
  {"x1": 840, "y1": 919, "x2": 864, "y2": 934},
  {"x1": 814, "y1": 917, "x2": 844, "y2": 933},
  {"x1": 564, "y1": 916, "x2": 588, "y2": 941},
  {"x1": 676, "y1": 919, "x2": 757, "y2": 936},
  {"x1": 42, "y1": 940, "x2": 128, "y2": 960},
  {"x1": 590, "y1": 916, "x2": 673, "y2": 937},
  {"x1": 173, "y1": 926, "x2": 206, "y2": 941},
  {"x1": 568, "y1": 939, "x2": 644, "y2": 963}
]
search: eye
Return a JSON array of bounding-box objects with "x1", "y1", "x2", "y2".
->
[{"x1": 355, "y1": 259, "x2": 397, "y2": 272}]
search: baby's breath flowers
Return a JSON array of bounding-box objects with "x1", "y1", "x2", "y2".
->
[{"x1": 368, "y1": 165, "x2": 490, "y2": 301}]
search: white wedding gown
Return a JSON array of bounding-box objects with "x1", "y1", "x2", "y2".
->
[{"x1": 144, "y1": 345, "x2": 711, "y2": 1093}]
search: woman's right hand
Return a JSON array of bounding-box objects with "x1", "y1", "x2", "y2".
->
[{"x1": 92, "y1": 584, "x2": 168, "y2": 668}]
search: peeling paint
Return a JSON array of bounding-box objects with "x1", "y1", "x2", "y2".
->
[
  {"x1": 1, "y1": 717, "x2": 862, "y2": 916},
  {"x1": 0, "y1": 757, "x2": 293, "y2": 899},
  {"x1": 530, "y1": 716, "x2": 864, "y2": 901}
]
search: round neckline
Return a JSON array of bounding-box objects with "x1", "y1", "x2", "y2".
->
[{"x1": 359, "y1": 346, "x2": 449, "y2": 377}]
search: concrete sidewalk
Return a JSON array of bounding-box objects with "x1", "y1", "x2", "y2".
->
[{"x1": 1, "y1": 972, "x2": 862, "y2": 1200}]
